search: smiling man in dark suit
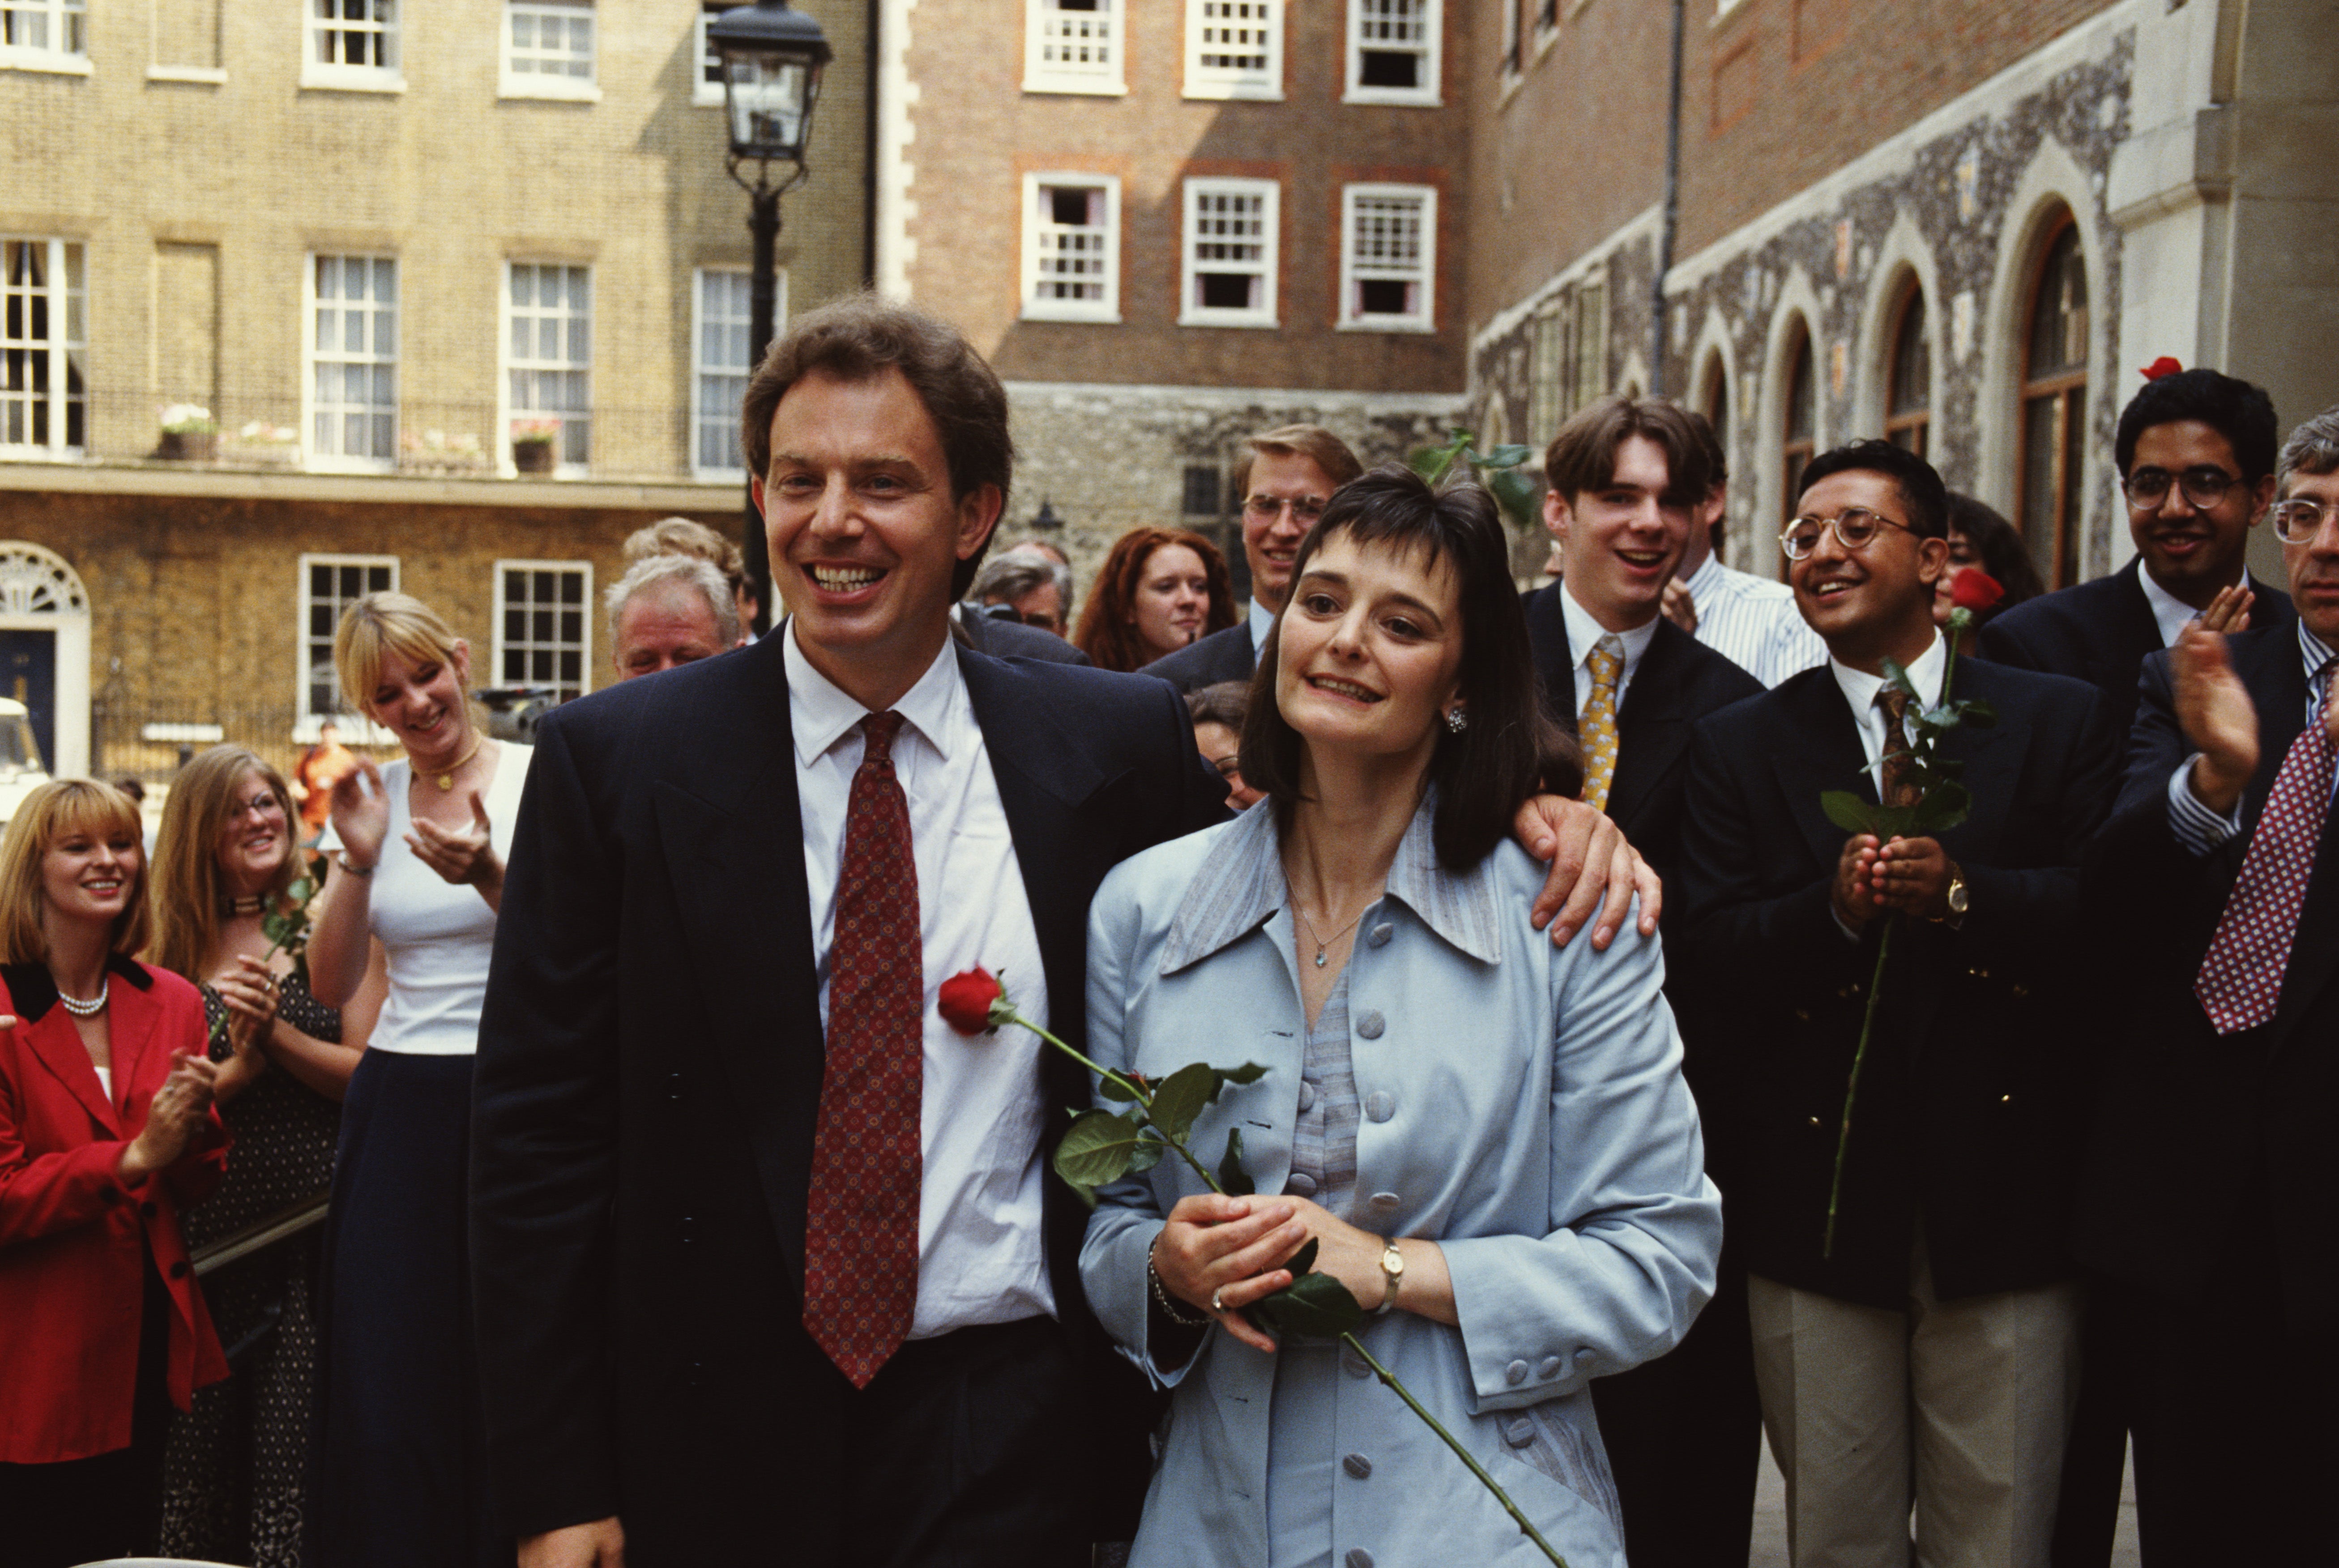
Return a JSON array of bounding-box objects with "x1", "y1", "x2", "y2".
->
[
  {"x1": 1678, "y1": 439, "x2": 2118, "y2": 1568},
  {"x1": 469, "y1": 298, "x2": 1656, "y2": 1568},
  {"x1": 1519, "y1": 395, "x2": 1763, "y2": 1568},
  {"x1": 2074, "y1": 406, "x2": 2339, "y2": 1564},
  {"x1": 1980, "y1": 366, "x2": 2290, "y2": 739}
]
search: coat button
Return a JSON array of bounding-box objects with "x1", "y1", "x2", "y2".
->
[
  {"x1": 1367, "y1": 923, "x2": 1393, "y2": 948},
  {"x1": 1809, "y1": 1115, "x2": 1823, "y2": 1128},
  {"x1": 1505, "y1": 1359, "x2": 1530, "y2": 1385},
  {"x1": 679, "y1": 1216, "x2": 696, "y2": 1242},
  {"x1": 687, "y1": 1360, "x2": 704, "y2": 1388},
  {"x1": 1364, "y1": 1091, "x2": 1396, "y2": 1124},
  {"x1": 1537, "y1": 1355, "x2": 1563, "y2": 1379},
  {"x1": 1286, "y1": 1172, "x2": 1319, "y2": 1197},
  {"x1": 1343, "y1": 1452, "x2": 1372, "y2": 1479},
  {"x1": 1297, "y1": 1080, "x2": 1318, "y2": 1112},
  {"x1": 169, "y1": 1260, "x2": 190, "y2": 1279},
  {"x1": 1345, "y1": 1551, "x2": 1375, "y2": 1568},
  {"x1": 1342, "y1": 1344, "x2": 1371, "y2": 1378},
  {"x1": 668, "y1": 1072, "x2": 683, "y2": 1101},
  {"x1": 1504, "y1": 1417, "x2": 1536, "y2": 1447},
  {"x1": 1575, "y1": 1346, "x2": 1596, "y2": 1362},
  {"x1": 1794, "y1": 1007, "x2": 1811, "y2": 1022},
  {"x1": 1369, "y1": 1192, "x2": 1400, "y2": 1211},
  {"x1": 1356, "y1": 1010, "x2": 1385, "y2": 1040}
]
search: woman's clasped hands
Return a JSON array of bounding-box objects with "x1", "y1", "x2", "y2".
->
[{"x1": 1153, "y1": 1193, "x2": 1410, "y2": 1354}]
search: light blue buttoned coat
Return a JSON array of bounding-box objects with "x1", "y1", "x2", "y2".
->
[{"x1": 1080, "y1": 800, "x2": 1723, "y2": 1568}]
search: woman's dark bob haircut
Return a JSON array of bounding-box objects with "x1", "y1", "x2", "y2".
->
[{"x1": 1239, "y1": 465, "x2": 1568, "y2": 871}]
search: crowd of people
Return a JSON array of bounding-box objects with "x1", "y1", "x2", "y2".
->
[{"x1": 0, "y1": 291, "x2": 2330, "y2": 1568}]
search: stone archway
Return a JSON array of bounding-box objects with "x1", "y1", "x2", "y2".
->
[{"x1": 0, "y1": 543, "x2": 93, "y2": 778}]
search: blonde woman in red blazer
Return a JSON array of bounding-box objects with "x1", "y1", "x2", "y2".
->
[{"x1": 0, "y1": 779, "x2": 253, "y2": 1568}]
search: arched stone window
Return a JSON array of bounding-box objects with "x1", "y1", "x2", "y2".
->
[
  {"x1": 2019, "y1": 212, "x2": 2088, "y2": 588},
  {"x1": 1885, "y1": 284, "x2": 1929, "y2": 457},
  {"x1": 1781, "y1": 319, "x2": 1816, "y2": 523}
]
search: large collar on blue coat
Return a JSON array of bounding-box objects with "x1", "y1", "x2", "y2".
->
[{"x1": 1155, "y1": 790, "x2": 1503, "y2": 974}]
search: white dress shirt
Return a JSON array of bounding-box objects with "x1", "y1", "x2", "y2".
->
[
  {"x1": 1558, "y1": 581, "x2": 1660, "y2": 718},
  {"x1": 1246, "y1": 597, "x2": 1276, "y2": 663},
  {"x1": 784, "y1": 621, "x2": 1057, "y2": 1336},
  {"x1": 2137, "y1": 567, "x2": 2206, "y2": 650},
  {"x1": 1681, "y1": 552, "x2": 1830, "y2": 688},
  {"x1": 1828, "y1": 632, "x2": 1948, "y2": 800}
]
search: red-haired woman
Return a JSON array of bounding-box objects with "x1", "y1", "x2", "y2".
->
[
  {"x1": 0, "y1": 779, "x2": 256, "y2": 1566},
  {"x1": 1073, "y1": 526, "x2": 1238, "y2": 672}
]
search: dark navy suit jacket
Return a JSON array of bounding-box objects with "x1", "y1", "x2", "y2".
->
[{"x1": 1140, "y1": 621, "x2": 1256, "y2": 692}]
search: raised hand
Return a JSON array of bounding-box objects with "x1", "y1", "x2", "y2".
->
[
  {"x1": 1662, "y1": 577, "x2": 1699, "y2": 633},
  {"x1": 330, "y1": 754, "x2": 389, "y2": 869},
  {"x1": 2197, "y1": 581, "x2": 2257, "y2": 636},
  {"x1": 2173, "y1": 623, "x2": 2261, "y2": 814},
  {"x1": 120, "y1": 1052, "x2": 220, "y2": 1183},
  {"x1": 409, "y1": 790, "x2": 504, "y2": 909}
]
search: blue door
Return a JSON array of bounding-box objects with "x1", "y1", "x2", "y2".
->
[{"x1": 0, "y1": 630, "x2": 56, "y2": 770}]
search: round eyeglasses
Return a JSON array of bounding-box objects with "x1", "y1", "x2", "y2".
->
[
  {"x1": 2121, "y1": 466, "x2": 2242, "y2": 513},
  {"x1": 1243, "y1": 494, "x2": 1327, "y2": 526},
  {"x1": 1780, "y1": 508, "x2": 1913, "y2": 560},
  {"x1": 2268, "y1": 497, "x2": 2339, "y2": 543}
]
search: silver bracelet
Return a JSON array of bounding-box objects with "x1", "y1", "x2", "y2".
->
[{"x1": 1147, "y1": 1242, "x2": 1210, "y2": 1328}]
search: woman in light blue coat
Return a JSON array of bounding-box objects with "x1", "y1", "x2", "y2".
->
[{"x1": 1081, "y1": 468, "x2": 1722, "y2": 1568}]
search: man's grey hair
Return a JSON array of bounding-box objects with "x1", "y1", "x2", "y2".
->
[
  {"x1": 971, "y1": 548, "x2": 1073, "y2": 611},
  {"x1": 2277, "y1": 405, "x2": 2339, "y2": 492},
  {"x1": 604, "y1": 553, "x2": 740, "y2": 649}
]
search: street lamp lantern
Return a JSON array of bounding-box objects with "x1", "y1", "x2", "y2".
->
[
  {"x1": 707, "y1": 0, "x2": 832, "y2": 177},
  {"x1": 706, "y1": 0, "x2": 832, "y2": 638}
]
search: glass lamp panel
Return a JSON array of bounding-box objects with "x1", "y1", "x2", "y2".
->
[{"x1": 726, "y1": 54, "x2": 811, "y2": 157}]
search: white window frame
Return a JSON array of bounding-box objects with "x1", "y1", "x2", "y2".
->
[
  {"x1": 1343, "y1": 0, "x2": 1440, "y2": 107},
  {"x1": 501, "y1": 0, "x2": 600, "y2": 102},
  {"x1": 1183, "y1": 0, "x2": 1280, "y2": 101},
  {"x1": 303, "y1": 0, "x2": 404, "y2": 93},
  {"x1": 303, "y1": 254, "x2": 400, "y2": 474},
  {"x1": 1338, "y1": 183, "x2": 1437, "y2": 333},
  {"x1": 492, "y1": 558, "x2": 594, "y2": 703},
  {"x1": 1020, "y1": 174, "x2": 1121, "y2": 325},
  {"x1": 297, "y1": 554, "x2": 400, "y2": 732},
  {"x1": 1179, "y1": 178, "x2": 1279, "y2": 329},
  {"x1": 693, "y1": 264, "x2": 779, "y2": 480},
  {"x1": 0, "y1": 0, "x2": 91, "y2": 73},
  {"x1": 499, "y1": 261, "x2": 593, "y2": 476},
  {"x1": 690, "y1": 3, "x2": 728, "y2": 106},
  {"x1": 0, "y1": 237, "x2": 85, "y2": 460},
  {"x1": 1023, "y1": 0, "x2": 1125, "y2": 97}
]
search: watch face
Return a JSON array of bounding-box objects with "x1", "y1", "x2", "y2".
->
[{"x1": 1948, "y1": 882, "x2": 1969, "y2": 913}]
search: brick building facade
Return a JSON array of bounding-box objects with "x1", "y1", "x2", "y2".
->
[
  {"x1": 1, "y1": 0, "x2": 869, "y2": 781},
  {"x1": 1468, "y1": 0, "x2": 2339, "y2": 593}
]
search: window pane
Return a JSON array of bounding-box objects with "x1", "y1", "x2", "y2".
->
[{"x1": 2026, "y1": 224, "x2": 2087, "y2": 379}]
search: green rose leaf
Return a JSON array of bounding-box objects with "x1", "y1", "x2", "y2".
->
[
  {"x1": 1821, "y1": 791, "x2": 1882, "y2": 835},
  {"x1": 1126, "y1": 1134, "x2": 1165, "y2": 1174},
  {"x1": 1959, "y1": 699, "x2": 1997, "y2": 728},
  {"x1": 1146, "y1": 1062, "x2": 1221, "y2": 1145},
  {"x1": 1912, "y1": 779, "x2": 1973, "y2": 833},
  {"x1": 1880, "y1": 658, "x2": 1916, "y2": 697},
  {"x1": 1918, "y1": 704, "x2": 1962, "y2": 732},
  {"x1": 1216, "y1": 1061, "x2": 1269, "y2": 1086},
  {"x1": 1250, "y1": 1266, "x2": 1365, "y2": 1340},
  {"x1": 1097, "y1": 1072, "x2": 1140, "y2": 1102},
  {"x1": 1218, "y1": 1127, "x2": 1254, "y2": 1197},
  {"x1": 1054, "y1": 1109, "x2": 1147, "y2": 1197},
  {"x1": 1486, "y1": 469, "x2": 1544, "y2": 533},
  {"x1": 1478, "y1": 443, "x2": 1534, "y2": 469},
  {"x1": 1870, "y1": 804, "x2": 1918, "y2": 838}
]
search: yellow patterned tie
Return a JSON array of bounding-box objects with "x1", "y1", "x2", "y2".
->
[{"x1": 1581, "y1": 634, "x2": 1625, "y2": 814}]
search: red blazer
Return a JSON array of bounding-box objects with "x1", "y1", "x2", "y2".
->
[{"x1": 0, "y1": 956, "x2": 230, "y2": 1463}]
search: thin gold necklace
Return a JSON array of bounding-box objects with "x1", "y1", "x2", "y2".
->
[
  {"x1": 427, "y1": 734, "x2": 483, "y2": 792},
  {"x1": 1291, "y1": 896, "x2": 1371, "y2": 969}
]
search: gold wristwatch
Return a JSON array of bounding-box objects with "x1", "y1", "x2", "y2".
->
[
  {"x1": 1933, "y1": 862, "x2": 1968, "y2": 925},
  {"x1": 1375, "y1": 1239, "x2": 1405, "y2": 1315}
]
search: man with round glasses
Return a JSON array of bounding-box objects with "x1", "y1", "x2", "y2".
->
[
  {"x1": 1679, "y1": 438, "x2": 2119, "y2": 1568},
  {"x1": 1141, "y1": 425, "x2": 1361, "y2": 692},
  {"x1": 1981, "y1": 366, "x2": 2292, "y2": 742}
]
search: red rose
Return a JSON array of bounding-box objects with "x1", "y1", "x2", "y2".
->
[
  {"x1": 938, "y1": 968, "x2": 1005, "y2": 1035},
  {"x1": 1950, "y1": 568, "x2": 2006, "y2": 613},
  {"x1": 2140, "y1": 355, "x2": 2184, "y2": 382}
]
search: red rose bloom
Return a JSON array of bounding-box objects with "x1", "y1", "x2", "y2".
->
[
  {"x1": 938, "y1": 968, "x2": 1005, "y2": 1035},
  {"x1": 1950, "y1": 568, "x2": 2006, "y2": 613},
  {"x1": 2140, "y1": 355, "x2": 2184, "y2": 382}
]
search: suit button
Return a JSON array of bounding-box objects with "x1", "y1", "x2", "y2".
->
[
  {"x1": 687, "y1": 1361, "x2": 704, "y2": 1388},
  {"x1": 1343, "y1": 1452, "x2": 1372, "y2": 1479},
  {"x1": 1356, "y1": 1010, "x2": 1385, "y2": 1040},
  {"x1": 1345, "y1": 1550, "x2": 1375, "y2": 1568},
  {"x1": 169, "y1": 1260, "x2": 189, "y2": 1279},
  {"x1": 1286, "y1": 1172, "x2": 1319, "y2": 1197},
  {"x1": 1809, "y1": 1115, "x2": 1823, "y2": 1129},
  {"x1": 2011, "y1": 983, "x2": 2030, "y2": 998},
  {"x1": 1505, "y1": 1359, "x2": 1530, "y2": 1385},
  {"x1": 1364, "y1": 1092, "x2": 1395, "y2": 1124},
  {"x1": 668, "y1": 1072, "x2": 683, "y2": 1101},
  {"x1": 1367, "y1": 923, "x2": 1393, "y2": 948},
  {"x1": 1369, "y1": 1192, "x2": 1400, "y2": 1211},
  {"x1": 679, "y1": 1216, "x2": 696, "y2": 1242},
  {"x1": 1537, "y1": 1355, "x2": 1563, "y2": 1379},
  {"x1": 2001, "y1": 1094, "x2": 2012, "y2": 1104},
  {"x1": 1793, "y1": 1007, "x2": 1810, "y2": 1022},
  {"x1": 1297, "y1": 1080, "x2": 1318, "y2": 1112},
  {"x1": 1504, "y1": 1417, "x2": 1536, "y2": 1447}
]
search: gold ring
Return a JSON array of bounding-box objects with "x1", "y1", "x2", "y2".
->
[{"x1": 1211, "y1": 1286, "x2": 1226, "y2": 1314}]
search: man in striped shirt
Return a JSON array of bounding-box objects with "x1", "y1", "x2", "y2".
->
[{"x1": 1663, "y1": 412, "x2": 1829, "y2": 687}]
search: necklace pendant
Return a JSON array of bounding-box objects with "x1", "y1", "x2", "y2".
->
[
  {"x1": 437, "y1": 773, "x2": 454, "y2": 791},
  {"x1": 1314, "y1": 948, "x2": 1327, "y2": 967}
]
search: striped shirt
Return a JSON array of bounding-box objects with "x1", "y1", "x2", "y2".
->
[
  {"x1": 2169, "y1": 620, "x2": 2338, "y2": 852},
  {"x1": 1681, "y1": 552, "x2": 1829, "y2": 688}
]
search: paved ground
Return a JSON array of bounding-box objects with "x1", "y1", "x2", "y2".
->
[{"x1": 1746, "y1": 1441, "x2": 2141, "y2": 1566}]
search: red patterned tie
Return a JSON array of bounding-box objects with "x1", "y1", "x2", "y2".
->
[
  {"x1": 802, "y1": 710, "x2": 924, "y2": 1388},
  {"x1": 2194, "y1": 670, "x2": 2338, "y2": 1034}
]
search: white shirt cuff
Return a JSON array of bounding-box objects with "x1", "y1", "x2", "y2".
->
[{"x1": 2168, "y1": 756, "x2": 2244, "y2": 854}]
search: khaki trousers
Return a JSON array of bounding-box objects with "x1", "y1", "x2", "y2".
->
[{"x1": 1748, "y1": 1241, "x2": 2080, "y2": 1568}]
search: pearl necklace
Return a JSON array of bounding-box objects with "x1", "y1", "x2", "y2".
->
[{"x1": 58, "y1": 977, "x2": 109, "y2": 1018}]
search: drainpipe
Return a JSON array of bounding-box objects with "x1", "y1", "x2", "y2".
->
[
  {"x1": 862, "y1": 0, "x2": 881, "y2": 286},
  {"x1": 1650, "y1": 0, "x2": 1685, "y2": 395}
]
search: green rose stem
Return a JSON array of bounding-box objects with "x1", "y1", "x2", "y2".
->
[
  {"x1": 204, "y1": 855, "x2": 326, "y2": 1056},
  {"x1": 1821, "y1": 607, "x2": 1973, "y2": 1261},
  {"x1": 981, "y1": 995, "x2": 1574, "y2": 1568}
]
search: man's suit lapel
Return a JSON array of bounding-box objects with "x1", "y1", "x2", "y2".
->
[
  {"x1": 1765, "y1": 669, "x2": 1875, "y2": 872},
  {"x1": 1609, "y1": 620, "x2": 1697, "y2": 830},
  {"x1": 2107, "y1": 560, "x2": 2165, "y2": 679},
  {"x1": 1523, "y1": 586, "x2": 1580, "y2": 740},
  {"x1": 650, "y1": 637, "x2": 827, "y2": 1286}
]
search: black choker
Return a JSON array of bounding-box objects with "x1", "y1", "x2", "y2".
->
[{"x1": 223, "y1": 894, "x2": 266, "y2": 918}]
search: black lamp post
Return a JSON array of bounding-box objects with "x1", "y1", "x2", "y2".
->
[{"x1": 708, "y1": 0, "x2": 832, "y2": 636}]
